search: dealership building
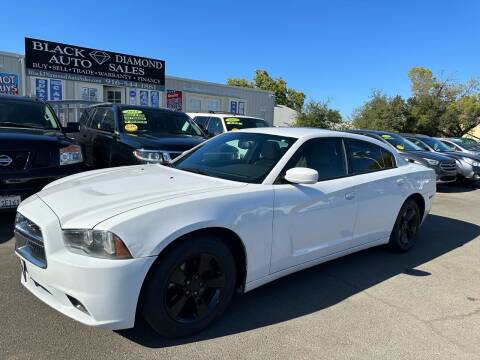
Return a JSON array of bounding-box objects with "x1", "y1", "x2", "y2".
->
[{"x1": 0, "y1": 39, "x2": 274, "y2": 124}]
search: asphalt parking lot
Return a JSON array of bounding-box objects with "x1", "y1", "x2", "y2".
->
[{"x1": 1, "y1": 185, "x2": 479, "y2": 360}]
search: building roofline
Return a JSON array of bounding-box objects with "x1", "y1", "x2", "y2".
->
[
  {"x1": 0, "y1": 50, "x2": 23, "y2": 58},
  {"x1": 166, "y1": 75, "x2": 274, "y2": 95}
]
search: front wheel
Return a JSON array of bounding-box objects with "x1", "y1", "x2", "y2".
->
[
  {"x1": 388, "y1": 199, "x2": 421, "y2": 252},
  {"x1": 141, "y1": 236, "x2": 236, "y2": 338}
]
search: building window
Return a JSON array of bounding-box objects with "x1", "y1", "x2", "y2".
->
[
  {"x1": 107, "y1": 90, "x2": 122, "y2": 104},
  {"x1": 207, "y1": 99, "x2": 221, "y2": 112},
  {"x1": 189, "y1": 98, "x2": 202, "y2": 112},
  {"x1": 230, "y1": 99, "x2": 246, "y2": 115},
  {"x1": 81, "y1": 87, "x2": 98, "y2": 102}
]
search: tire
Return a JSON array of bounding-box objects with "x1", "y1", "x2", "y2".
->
[
  {"x1": 388, "y1": 199, "x2": 421, "y2": 252},
  {"x1": 141, "y1": 235, "x2": 236, "y2": 338}
]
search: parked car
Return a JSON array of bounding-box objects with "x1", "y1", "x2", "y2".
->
[
  {"x1": 348, "y1": 130, "x2": 457, "y2": 183},
  {"x1": 15, "y1": 127, "x2": 435, "y2": 337},
  {"x1": 438, "y1": 138, "x2": 480, "y2": 156},
  {"x1": 188, "y1": 112, "x2": 270, "y2": 137},
  {"x1": 76, "y1": 104, "x2": 206, "y2": 168},
  {"x1": 403, "y1": 134, "x2": 480, "y2": 182},
  {"x1": 0, "y1": 95, "x2": 84, "y2": 211},
  {"x1": 449, "y1": 137, "x2": 479, "y2": 145}
]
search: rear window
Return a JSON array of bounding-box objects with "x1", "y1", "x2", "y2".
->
[
  {"x1": 224, "y1": 117, "x2": 269, "y2": 131},
  {"x1": 120, "y1": 108, "x2": 203, "y2": 137},
  {"x1": 0, "y1": 99, "x2": 59, "y2": 130}
]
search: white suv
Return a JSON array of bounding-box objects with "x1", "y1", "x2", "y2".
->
[{"x1": 187, "y1": 112, "x2": 269, "y2": 137}]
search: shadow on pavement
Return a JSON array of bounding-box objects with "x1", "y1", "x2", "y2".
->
[
  {"x1": 437, "y1": 181, "x2": 480, "y2": 193},
  {"x1": 0, "y1": 212, "x2": 16, "y2": 244},
  {"x1": 117, "y1": 213, "x2": 480, "y2": 347}
]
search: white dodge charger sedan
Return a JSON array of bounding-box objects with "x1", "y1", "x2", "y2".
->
[{"x1": 15, "y1": 128, "x2": 436, "y2": 337}]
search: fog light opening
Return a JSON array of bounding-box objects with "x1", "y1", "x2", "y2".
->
[{"x1": 66, "y1": 295, "x2": 90, "y2": 315}]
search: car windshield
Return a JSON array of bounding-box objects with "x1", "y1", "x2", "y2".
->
[
  {"x1": 449, "y1": 138, "x2": 480, "y2": 150},
  {"x1": 0, "y1": 99, "x2": 59, "y2": 130},
  {"x1": 224, "y1": 117, "x2": 269, "y2": 132},
  {"x1": 172, "y1": 132, "x2": 296, "y2": 183},
  {"x1": 121, "y1": 108, "x2": 203, "y2": 137},
  {"x1": 454, "y1": 137, "x2": 478, "y2": 145},
  {"x1": 421, "y1": 137, "x2": 452, "y2": 152},
  {"x1": 376, "y1": 133, "x2": 422, "y2": 151}
]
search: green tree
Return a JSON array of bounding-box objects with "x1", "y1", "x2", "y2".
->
[
  {"x1": 352, "y1": 91, "x2": 411, "y2": 132},
  {"x1": 227, "y1": 69, "x2": 305, "y2": 111},
  {"x1": 293, "y1": 100, "x2": 343, "y2": 129}
]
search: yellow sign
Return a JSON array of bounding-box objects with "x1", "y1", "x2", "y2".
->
[
  {"x1": 381, "y1": 134, "x2": 393, "y2": 139},
  {"x1": 124, "y1": 123, "x2": 138, "y2": 132},
  {"x1": 396, "y1": 144, "x2": 405, "y2": 150},
  {"x1": 122, "y1": 109, "x2": 147, "y2": 124},
  {"x1": 225, "y1": 117, "x2": 242, "y2": 125}
]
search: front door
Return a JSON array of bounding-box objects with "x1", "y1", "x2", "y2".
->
[
  {"x1": 270, "y1": 138, "x2": 358, "y2": 273},
  {"x1": 104, "y1": 87, "x2": 125, "y2": 104}
]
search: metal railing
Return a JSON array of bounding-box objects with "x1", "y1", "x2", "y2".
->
[{"x1": 48, "y1": 100, "x2": 99, "y2": 126}]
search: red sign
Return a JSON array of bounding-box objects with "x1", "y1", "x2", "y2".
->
[{"x1": 166, "y1": 90, "x2": 182, "y2": 111}]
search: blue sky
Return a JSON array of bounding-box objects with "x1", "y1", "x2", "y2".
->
[{"x1": 3, "y1": 0, "x2": 479, "y2": 117}]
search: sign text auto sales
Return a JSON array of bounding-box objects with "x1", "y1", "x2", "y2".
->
[{"x1": 25, "y1": 38, "x2": 165, "y2": 90}]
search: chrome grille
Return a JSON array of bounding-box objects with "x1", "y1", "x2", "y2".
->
[
  {"x1": 440, "y1": 160, "x2": 456, "y2": 172},
  {"x1": 14, "y1": 214, "x2": 47, "y2": 268}
]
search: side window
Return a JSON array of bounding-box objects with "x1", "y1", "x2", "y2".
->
[
  {"x1": 90, "y1": 108, "x2": 106, "y2": 130},
  {"x1": 100, "y1": 108, "x2": 115, "y2": 132},
  {"x1": 193, "y1": 116, "x2": 209, "y2": 129},
  {"x1": 282, "y1": 138, "x2": 347, "y2": 181},
  {"x1": 441, "y1": 141, "x2": 456, "y2": 151},
  {"x1": 409, "y1": 138, "x2": 429, "y2": 151},
  {"x1": 346, "y1": 139, "x2": 395, "y2": 174},
  {"x1": 79, "y1": 109, "x2": 90, "y2": 127},
  {"x1": 206, "y1": 117, "x2": 223, "y2": 136}
]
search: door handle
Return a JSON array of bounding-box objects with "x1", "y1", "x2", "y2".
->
[
  {"x1": 345, "y1": 192, "x2": 356, "y2": 200},
  {"x1": 396, "y1": 178, "x2": 406, "y2": 186}
]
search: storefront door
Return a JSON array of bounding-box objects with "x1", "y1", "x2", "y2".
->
[{"x1": 104, "y1": 87, "x2": 125, "y2": 104}]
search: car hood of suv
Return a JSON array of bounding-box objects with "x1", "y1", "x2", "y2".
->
[
  {"x1": 441, "y1": 151, "x2": 480, "y2": 161},
  {"x1": 36, "y1": 165, "x2": 246, "y2": 229},
  {"x1": 122, "y1": 133, "x2": 205, "y2": 152},
  {"x1": 0, "y1": 127, "x2": 72, "y2": 148}
]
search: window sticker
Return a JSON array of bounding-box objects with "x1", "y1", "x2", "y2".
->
[
  {"x1": 124, "y1": 123, "x2": 138, "y2": 132},
  {"x1": 396, "y1": 144, "x2": 405, "y2": 150},
  {"x1": 381, "y1": 134, "x2": 393, "y2": 139},
  {"x1": 122, "y1": 109, "x2": 147, "y2": 124},
  {"x1": 225, "y1": 117, "x2": 243, "y2": 125}
]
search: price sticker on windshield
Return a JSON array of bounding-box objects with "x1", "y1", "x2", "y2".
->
[
  {"x1": 124, "y1": 123, "x2": 138, "y2": 132},
  {"x1": 225, "y1": 117, "x2": 243, "y2": 125},
  {"x1": 122, "y1": 109, "x2": 147, "y2": 124}
]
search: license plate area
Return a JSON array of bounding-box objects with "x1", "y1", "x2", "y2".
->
[{"x1": 0, "y1": 195, "x2": 21, "y2": 209}]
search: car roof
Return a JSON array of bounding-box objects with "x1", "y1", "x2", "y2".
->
[{"x1": 187, "y1": 112, "x2": 264, "y2": 120}]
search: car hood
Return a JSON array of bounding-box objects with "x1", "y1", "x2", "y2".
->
[
  {"x1": 122, "y1": 133, "x2": 205, "y2": 151},
  {"x1": 440, "y1": 151, "x2": 480, "y2": 161},
  {"x1": 0, "y1": 127, "x2": 72, "y2": 148},
  {"x1": 37, "y1": 165, "x2": 246, "y2": 229},
  {"x1": 407, "y1": 150, "x2": 452, "y2": 161}
]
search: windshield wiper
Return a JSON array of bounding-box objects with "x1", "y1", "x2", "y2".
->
[{"x1": 0, "y1": 122, "x2": 47, "y2": 129}]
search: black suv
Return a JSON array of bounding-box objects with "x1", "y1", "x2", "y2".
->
[
  {"x1": 0, "y1": 95, "x2": 84, "y2": 211},
  {"x1": 76, "y1": 104, "x2": 206, "y2": 168},
  {"x1": 348, "y1": 130, "x2": 457, "y2": 183}
]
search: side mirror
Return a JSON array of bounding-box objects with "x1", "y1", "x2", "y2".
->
[
  {"x1": 284, "y1": 167, "x2": 318, "y2": 184},
  {"x1": 64, "y1": 122, "x2": 80, "y2": 133}
]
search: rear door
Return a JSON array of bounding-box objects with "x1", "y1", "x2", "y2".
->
[
  {"x1": 271, "y1": 137, "x2": 358, "y2": 273},
  {"x1": 344, "y1": 139, "x2": 407, "y2": 245}
]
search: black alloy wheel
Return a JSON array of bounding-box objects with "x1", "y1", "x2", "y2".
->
[
  {"x1": 165, "y1": 253, "x2": 226, "y2": 323},
  {"x1": 142, "y1": 236, "x2": 236, "y2": 338},
  {"x1": 389, "y1": 199, "x2": 421, "y2": 252}
]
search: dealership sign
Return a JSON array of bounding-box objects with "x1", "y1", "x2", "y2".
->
[
  {"x1": 0, "y1": 73, "x2": 19, "y2": 95},
  {"x1": 25, "y1": 38, "x2": 165, "y2": 90}
]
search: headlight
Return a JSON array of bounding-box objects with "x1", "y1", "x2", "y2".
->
[
  {"x1": 59, "y1": 145, "x2": 83, "y2": 165},
  {"x1": 424, "y1": 158, "x2": 439, "y2": 166},
  {"x1": 133, "y1": 149, "x2": 171, "y2": 164},
  {"x1": 63, "y1": 230, "x2": 132, "y2": 259},
  {"x1": 463, "y1": 157, "x2": 480, "y2": 167}
]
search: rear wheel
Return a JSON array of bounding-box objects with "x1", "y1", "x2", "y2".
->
[
  {"x1": 141, "y1": 236, "x2": 236, "y2": 338},
  {"x1": 388, "y1": 199, "x2": 421, "y2": 252}
]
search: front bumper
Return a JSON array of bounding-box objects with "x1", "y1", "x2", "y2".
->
[
  {"x1": 0, "y1": 163, "x2": 85, "y2": 211},
  {"x1": 15, "y1": 196, "x2": 155, "y2": 330},
  {"x1": 456, "y1": 161, "x2": 480, "y2": 180}
]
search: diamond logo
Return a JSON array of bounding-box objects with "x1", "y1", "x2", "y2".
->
[{"x1": 89, "y1": 50, "x2": 111, "y2": 65}]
